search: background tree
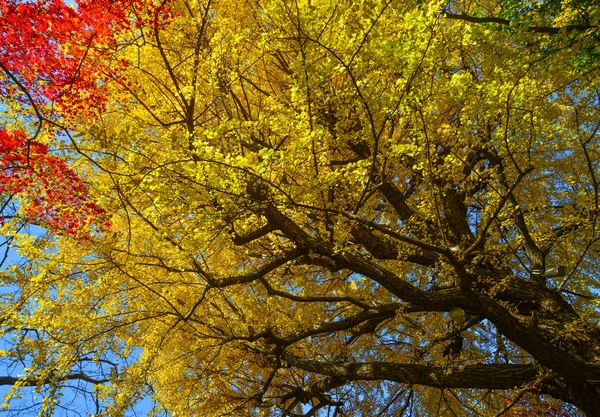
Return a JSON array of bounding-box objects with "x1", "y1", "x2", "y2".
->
[
  {"x1": 1, "y1": 0, "x2": 600, "y2": 415},
  {"x1": 0, "y1": 0, "x2": 157, "y2": 414},
  {"x1": 0, "y1": 0, "x2": 147, "y2": 238}
]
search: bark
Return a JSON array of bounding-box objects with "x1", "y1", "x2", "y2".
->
[
  {"x1": 243, "y1": 159, "x2": 600, "y2": 413},
  {"x1": 282, "y1": 353, "x2": 538, "y2": 390},
  {"x1": 443, "y1": 12, "x2": 594, "y2": 34},
  {"x1": 0, "y1": 373, "x2": 108, "y2": 386}
]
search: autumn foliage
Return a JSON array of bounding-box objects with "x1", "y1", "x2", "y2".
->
[
  {"x1": 0, "y1": 0, "x2": 165, "y2": 233},
  {"x1": 0, "y1": 0, "x2": 154, "y2": 114},
  {"x1": 0, "y1": 129, "x2": 108, "y2": 234},
  {"x1": 1, "y1": 0, "x2": 600, "y2": 416}
]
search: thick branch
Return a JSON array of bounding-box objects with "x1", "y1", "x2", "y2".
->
[
  {"x1": 402, "y1": 287, "x2": 600, "y2": 385},
  {"x1": 443, "y1": 12, "x2": 594, "y2": 35},
  {"x1": 461, "y1": 291, "x2": 600, "y2": 385},
  {"x1": 257, "y1": 304, "x2": 399, "y2": 346},
  {"x1": 233, "y1": 223, "x2": 277, "y2": 245},
  {"x1": 350, "y1": 225, "x2": 437, "y2": 266},
  {"x1": 378, "y1": 181, "x2": 414, "y2": 221},
  {"x1": 260, "y1": 202, "x2": 430, "y2": 305},
  {"x1": 282, "y1": 353, "x2": 538, "y2": 389},
  {"x1": 207, "y1": 248, "x2": 305, "y2": 287},
  {"x1": 0, "y1": 373, "x2": 109, "y2": 387}
]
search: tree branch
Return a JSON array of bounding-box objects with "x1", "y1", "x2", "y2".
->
[
  {"x1": 0, "y1": 373, "x2": 109, "y2": 387},
  {"x1": 282, "y1": 353, "x2": 538, "y2": 389},
  {"x1": 443, "y1": 12, "x2": 594, "y2": 35}
]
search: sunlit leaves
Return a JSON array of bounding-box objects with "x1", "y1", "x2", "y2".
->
[{"x1": 1, "y1": 0, "x2": 599, "y2": 415}]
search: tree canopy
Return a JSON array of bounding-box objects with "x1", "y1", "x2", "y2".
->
[{"x1": 1, "y1": 0, "x2": 600, "y2": 415}]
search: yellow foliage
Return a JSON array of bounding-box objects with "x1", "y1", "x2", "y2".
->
[{"x1": 2, "y1": 0, "x2": 600, "y2": 415}]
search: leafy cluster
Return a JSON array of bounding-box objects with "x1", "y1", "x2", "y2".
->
[
  {"x1": 1, "y1": 0, "x2": 600, "y2": 416},
  {"x1": 0, "y1": 129, "x2": 108, "y2": 235},
  {"x1": 0, "y1": 0, "x2": 170, "y2": 235}
]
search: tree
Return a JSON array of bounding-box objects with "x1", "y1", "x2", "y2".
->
[
  {"x1": 1, "y1": 0, "x2": 600, "y2": 415},
  {"x1": 0, "y1": 0, "x2": 141, "y2": 237}
]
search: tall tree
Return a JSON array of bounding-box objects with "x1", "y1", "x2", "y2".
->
[{"x1": 1, "y1": 0, "x2": 600, "y2": 415}]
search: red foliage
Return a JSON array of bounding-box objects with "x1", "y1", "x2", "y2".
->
[
  {"x1": 0, "y1": 129, "x2": 108, "y2": 236},
  {"x1": 0, "y1": 0, "x2": 146, "y2": 119},
  {"x1": 0, "y1": 0, "x2": 173, "y2": 235}
]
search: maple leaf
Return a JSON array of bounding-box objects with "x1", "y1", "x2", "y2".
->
[{"x1": 0, "y1": 128, "x2": 108, "y2": 235}]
